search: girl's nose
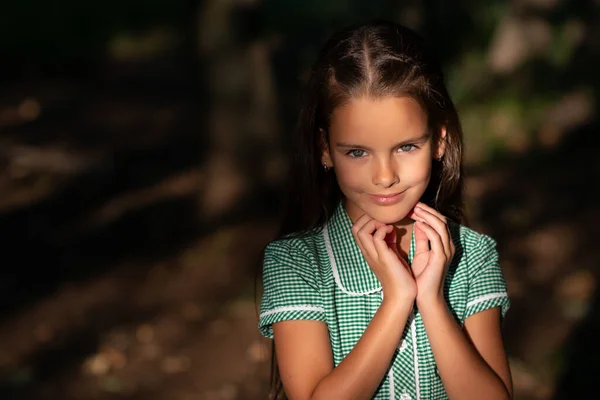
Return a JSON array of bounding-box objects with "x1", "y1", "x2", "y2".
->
[{"x1": 373, "y1": 157, "x2": 399, "y2": 188}]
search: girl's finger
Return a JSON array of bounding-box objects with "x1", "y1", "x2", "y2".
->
[
  {"x1": 415, "y1": 202, "x2": 447, "y2": 223},
  {"x1": 384, "y1": 227, "x2": 397, "y2": 247},
  {"x1": 356, "y1": 219, "x2": 384, "y2": 260},
  {"x1": 373, "y1": 225, "x2": 410, "y2": 268},
  {"x1": 414, "y1": 221, "x2": 430, "y2": 256},
  {"x1": 372, "y1": 225, "x2": 393, "y2": 256},
  {"x1": 351, "y1": 214, "x2": 373, "y2": 236},
  {"x1": 415, "y1": 221, "x2": 448, "y2": 267},
  {"x1": 373, "y1": 225, "x2": 394, "y2": 255},
  {"x1": 414, "y1": 206, "x2": 451, "y2": 259}
]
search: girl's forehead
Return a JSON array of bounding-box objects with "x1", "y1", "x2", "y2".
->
[{"x1": 329, "y1": 96, "x2": 428, "y2": 143}]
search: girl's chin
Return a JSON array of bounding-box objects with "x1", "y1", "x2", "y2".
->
[
  {"x1": 360, "y1": 205, "x2": 414, "y2": 225},
  {"x1": 344, "y1": 197, "x2": 416, "y2": 225},
  {"x1": 376, "y1": 215, "x2": 413, "y2": 226}
]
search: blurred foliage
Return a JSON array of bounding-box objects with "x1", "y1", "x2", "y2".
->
[{"x1": 0, "y1": 0, "x2": 187, "y2": 70}]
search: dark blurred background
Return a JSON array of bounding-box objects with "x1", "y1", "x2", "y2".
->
[{"x1": 0, "y1": 1, "x2": 599, "y2": 399}]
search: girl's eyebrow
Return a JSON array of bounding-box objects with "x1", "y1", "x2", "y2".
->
[{"x1": 335, "y1": 133, "x2": 430, "y2": 150}]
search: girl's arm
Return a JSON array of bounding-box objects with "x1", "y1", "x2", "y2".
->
[
  {"x1": 419, "y1": 302, "x2": 512, "y2": 400},
  {"x1": 412, "y1": 203, "x2": 512, "y2": 400},
  {"x1": 273, "y1": 294, "x2": 413, "y2": 400},
  {"x1": 273, "y1": 215, "x2": 418, "y2": 400}
]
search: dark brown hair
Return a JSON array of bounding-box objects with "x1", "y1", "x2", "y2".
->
[{"x1": 269, "y1": 20, "x2": 465, "y2": 399}]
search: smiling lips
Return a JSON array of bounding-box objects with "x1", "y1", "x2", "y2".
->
[{"x1": 368, "y1": 190, "x2": 406, "y2": 205}]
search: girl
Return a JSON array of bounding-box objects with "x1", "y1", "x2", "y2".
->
[{"x1": 258, "y1": 21, "x2": 512, "y2": 400}]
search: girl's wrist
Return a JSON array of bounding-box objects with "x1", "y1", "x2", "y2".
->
[
  {"x1": 382, "y1": 288, "x2": 416, "y2": 309},
  {"x1": 415, "y1": 293, "x2": 447, "y2": 313}
]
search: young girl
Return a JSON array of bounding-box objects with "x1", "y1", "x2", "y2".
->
[{"x1": 258, "y1": 21, "x2": 512, "y2": 400}]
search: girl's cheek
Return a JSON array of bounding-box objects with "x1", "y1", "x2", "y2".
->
[
  {"x1": 410, "y1": 168, "x2": 431, "y2": 184},
  {"x1": 402, "y1": 158, "x2": 432, "y2": 183},
  {"x1": 333, "y1": 162, "x2": 360, "y2": 182},
  {"x1": 336, "y1": 169, "x2": 362, "y2": 189}
]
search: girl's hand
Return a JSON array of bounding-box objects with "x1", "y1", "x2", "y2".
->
[
  {"x1": 410, "y1": 202, "x2": 455, "y2": 307},
  {"x1": 352, "y1": 215, "x2": 417, "y2": 302}
]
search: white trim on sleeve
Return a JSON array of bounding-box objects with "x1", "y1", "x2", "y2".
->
[
  {"x1": 466, "y1": 292, "x2": 508, "y2": 309},
  {"x1": 259, "y1": 305, "x2": 325, "y2": 319}
]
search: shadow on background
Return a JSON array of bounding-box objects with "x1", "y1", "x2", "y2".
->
[
  {"x1": 473, "y1": 4, "x2": 600, "y2": 397},
  {"x1": 0, "y1": 1, "x2": 278, "y2": 398}
]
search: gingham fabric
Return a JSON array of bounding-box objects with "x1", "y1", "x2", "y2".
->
[{"x1": 259, "y1": 203, "x2": 510, "y2": 400}]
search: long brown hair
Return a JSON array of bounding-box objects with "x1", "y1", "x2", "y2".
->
[{"x1": 268, "y1": 20, "x2": 465, "y2": 399}]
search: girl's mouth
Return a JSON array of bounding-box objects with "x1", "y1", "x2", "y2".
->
[{"x1": 368, "y1": 191, "x2": 405, "y2": 205}]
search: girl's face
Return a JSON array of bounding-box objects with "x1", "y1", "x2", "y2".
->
[{"x1": 322, "y1": 96, "x2": 445, "y2": 226}]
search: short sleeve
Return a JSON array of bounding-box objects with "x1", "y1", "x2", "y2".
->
[
  {"x1": 463, "y1": 234, "x2": 510, "y2": 321},
  {"x1": 258, "y1": 240, "x2": 326, "y2": 339}
]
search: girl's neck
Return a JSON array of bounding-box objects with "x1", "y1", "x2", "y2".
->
[
  {"x1": 343, "y1": 200, "x2": 413, "y2": 258},
  {"x1": 393, "y1": 224, "x2": 413, "y2": 260}
]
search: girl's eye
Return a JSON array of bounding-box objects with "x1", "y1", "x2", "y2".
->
[
  {"x1": 347, "y1": 149, "x2": 367, "y2": 158},
  {"x1": 398, "y1": 144, "x2": 417, "y2": 152}
]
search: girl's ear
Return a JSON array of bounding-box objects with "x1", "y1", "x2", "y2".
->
[
  {"x1": 320, "y1": 128, "x2": 333, "y2": 168},
  {"x1": 435, "y1": 126, "x2": 447, "y2": 160}
]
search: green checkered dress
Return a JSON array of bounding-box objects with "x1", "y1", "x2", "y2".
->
[{"x1": 259, "y1": 203, "x2": 510, "y2": 400}]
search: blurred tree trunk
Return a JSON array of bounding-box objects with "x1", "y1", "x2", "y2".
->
[{"x1": 195, "y1": 0, "x2": 282, "y2": 219}]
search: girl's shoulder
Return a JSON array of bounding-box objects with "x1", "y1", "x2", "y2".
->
[
  {"x1": 267, "y1": 227, "x2": 322, "y2": 253},
  {"x1": 447, "y1": 221, "x2": 510, "y2": 320},
  {"x1": 447, "y1": 220, "x2": 499, "y2": 266},
  {"x1": 263, "y1": 227, "x2": 324, "y2": 272}
]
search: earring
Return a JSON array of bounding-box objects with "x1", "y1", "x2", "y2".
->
[{"x1": 323, "y1": 162, "x2": 329, "y2": 171}]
